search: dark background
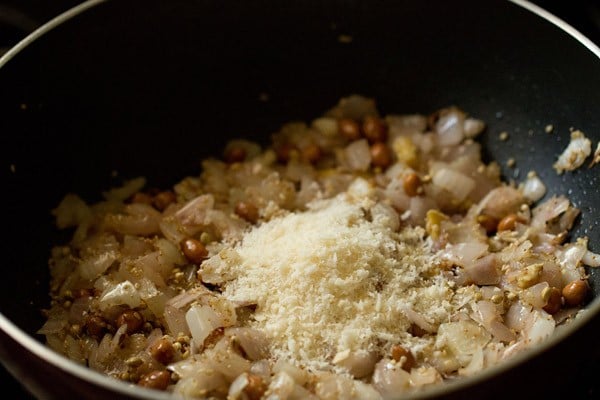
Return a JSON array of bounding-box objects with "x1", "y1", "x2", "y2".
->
[{"x1": 0, "y1": 0, "x2": 599, "y2": 399}]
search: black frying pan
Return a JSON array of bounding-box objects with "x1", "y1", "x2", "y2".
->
[{"x1": 0, "y1": 0, "x2": 599, "y2": 399}]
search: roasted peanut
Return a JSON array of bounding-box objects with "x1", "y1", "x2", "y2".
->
[
  {"x1": 403, "y1": 173, "x2": 422, "y2": 197},
  {"x1": 152, "y1": 191, "x2": 176, "y2": 211},
  {"x1": 338, "y1": 118, "x2": 361, "y2": 140},
  {"x1": 116, "y1": 309, "x2": 144, "y2": 334},
  {"x1": 235, "y1": 201, "x2": 259, "y2": 223},
  {"x1": 477, "y1": 214, "x2": 499, "y2": 235},
  {"x1": 138, "y1": 370, "x2": 171, "y2": 390},
  {"x1": 542, "y1": 287, "x2": 562, "y2": 314},
  {"x1": 391, "y1": 344, "x2": 416, "y2": 371},
  {"x1": 302, "y1": 143, "x2": 322, "y2": 164},
  {"x1": 224, "y1": 146, "x2": 247, "y2": 163},
  {"x1": 149, "y1": 338, "x2": 176, "y2": 364},
  {"x1": 181, "y1": 238, "x2": 208, "y2": 264},
  {"x1": 497, "y1": 213, "x2": 524, "y2": 232},
  {"x1": 362, "y1": 115, "x2": 388, "y2": 143},
  {"x1": 562, "y1": 279, "x2": 588, "y2": 306},
  {"x1": 370, "y1": 142, "x2": 392, "y2": 169}
]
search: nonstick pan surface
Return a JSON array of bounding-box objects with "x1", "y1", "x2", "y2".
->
[{"x1": 0, "y1": 0, "x2": 599, "y2": 399}]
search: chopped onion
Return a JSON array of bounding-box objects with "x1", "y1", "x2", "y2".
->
[
  {"x1": 372, "y1": 359, "x2": 411, "y2": 399},
  {"x1": 173, "y1": 365, "x2": 228, "y2": 396},
  {"x1": 204, "y1": 338, "x2": 251, "y2": 380},
  {"x1": 464, "y1": 254, "x2": 500, "y2": 285},
  {"x1": 557, "y1": 239, "x2": 587, "y2": 271},
  {"x1": 436, "y1": 321, "x2": 491, "y2": 366},
  {"x1": 583, "y1": 249, "x2": 600, "y2": 267},
  {"x1": 228, "y1": 373, "x2": 251, "y2": 399},
  {"x1": 156, "y1": 237, "x2": 187, "y2": 266},
  {"x1": 250, "y1": 360, "x2": 272, "y2": 378},
  {"x1": 458, "y1": 348, "x2": 484, "y2": 376},
  {"x1": 174, "y1": 194, "x2": 214, "y2": 228},
  {"x1": 441, "y1": 242, "x2": 488, "y2": 267},
  {"x1": 408, "y1": 196, "x2": 436, "y2": 226},
  {"x1": 311, "y1": 117, "x2": 338, "y2": 137},
  {"x1": 471, "y1": 301, "x2": 515, "y2": 343},
  {"x1": 540, "y1": 261, "x2": 563, "y2": 289},
  {"x1": 477, "y1": 185, "x2": 524, "y2": 219},
  {"x1": 435, "y1": 108, "x2": 465, "y2": 146},
  {"x1": 505, "y1": 301, "x2": 531, "y2": 331},
  {"x1": 332, "y1": 349, "x2": 378, "y2": 378},
  {"x1": 159, "y1": 217, "x2": 187, "y2": 246},
  {"x1": 273, "y1": 359, "x2": 310, "y2": 386},
  {"x1": 164, "y1": 305, "x2": 190, "y2": 336},
  {"x1": 265, "y1": 371, "x2": 295, "y2": 399},
  {"x1": 531, "y1": 195, "x2": 570, "y2": 231},
  {"x1": 99, "y1": 280, "x2": 141, "y2": 310},
  {"x1": 186, "y1": 304, "x2": 226, "y2": 348},
  {"x1": 370, "y1": 203, "x2": 400, "y2": 232},
  {"x1": 521, "y1": 174, "x2": 546, "y2": 202},
  {"x1": 226, "y1": 327, "x2": 270, "y2": 361},
  {"x1": 432, "y1": 168, "x2": 475, "y2": 202},
  {"x1": 553, "y1": 130, "x2": 592, "y2": 174},
  {"x1": 524, "y1": 310, "x2": 555, "y2": 344},
  {"x1": 104, "y1": 203, "x2": 161, "y2": 236},
  {"x1": 325, "y1": 94, "x2": 379, "y2": 120},
  {"x1": 37, "y1": 308, "x2": 69, "y2": 335},
  {"x1": 68, "y1": 296, "x2": 92, "y2": 325},
  {"x1": 351, "y1": 381, "x2": 383, "y2": 400},
  {"x1": 521, "y1": 282, "x2": 550, "y2": 309},
  {"x1": 102, "y1": 177, "x2": 146, "y2": 201},
  {"x1": 463, "y1": 118, "x2": 486, "y2": 138},
  {"x1": 410, "y1": 367, "x2": 442, "y2": 387},
  {"x1": 344, "y1": 139, "x2": 372, "y2": 172},
  {"x1": 402, "y1": 307, "x2": 436, "y2": 333},
  {"x1": 78, "y1": 251, "x2": 118, "y2": 281},
  {"x1": 53, "y1": 193, "x2": 92, "y2": 229}
]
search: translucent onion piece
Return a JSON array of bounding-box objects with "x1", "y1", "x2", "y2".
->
[
  {"x1": 524, "y1": 310, "x2": 555, "y2": 344},
  {"x1": 441, "y1": 242, "x2": 489, "y2": 267},
  {"x1": 436, "y1": 321, "x2": 491, "y2": 366},
  {"x1": 432, "y1": 168, "x2": 475, "y2": 202},
  {"x1": 583, "y1": 249, "x2": 600, "y2": 267},
  {"x1": 521, "y1": 174, "x2": 546, "y2": 202},
  {"x1": 553, "y1": 130, "x2": 592, "y2": 174},
  {"x1": 205, "y1": 338, "x2": 251, "y2": 380},
  {"x1": 464, "y1": 254, "x2": 500, "y2": 285},
  {"x1": 186, "y1": 304, "x2": 225, "y2": 348},
  {"x1": 477, "y1": 185, "x2": 524, "y2": 219},
  {"x1": 332, "y1": 349, "x2": 378, "y2": 378},
  {"x1": 463, "y1": 118, "x2": 486, "y2": 138},
  {"x1": 372, "y1": 359, "x2": 411, "y2": 399},
  {"x1": 344, "y1": 139, "x2": 372, "y2": 172},
  {"x1": 78, "y1": 251, "x2": 118, "y2": 281},
  {"x1": 99, "y1": 280, "x2": 141, "y2": 310},
  {"x1": 435, "y1": 109, "x2": 465, "y2": 146},
  {"x1": 226, "y1": 327, "x2": 270, "y2": 361}
]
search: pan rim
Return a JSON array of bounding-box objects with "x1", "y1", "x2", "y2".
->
[
  {"x1": 0, "y1": 0, "x2": 599, "y2": 399},
  {"x1": 510, "y1": 0, "x2": 600, "y2": 59}
]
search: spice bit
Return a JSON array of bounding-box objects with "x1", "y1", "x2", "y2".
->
[{"x1": 338, "y1": 34, "x2": 353, "y2": 43}]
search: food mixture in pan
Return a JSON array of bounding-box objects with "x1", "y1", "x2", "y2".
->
[{"x1": 39, "y1": 96, "x2": 600, "y2": 399}]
